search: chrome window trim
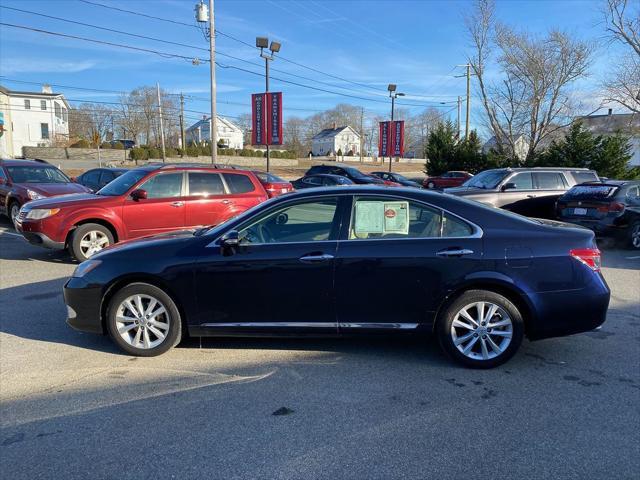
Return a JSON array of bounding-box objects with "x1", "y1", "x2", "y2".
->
[{"x1": 206, "y1": 191, "x2": 483, "y2": 247}]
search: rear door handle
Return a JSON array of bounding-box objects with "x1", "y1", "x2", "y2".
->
[
  {"x1": 299, "y1": 253, "x2": 334, "y2": 263},
  {"x1": 170, "y1": 201, "x2": 184, "y2": 207},
  {"x1": 526, "y1": 195, "x2": 537, "y2": 198},
  {"x1": 222, "y1": 199, "x2": 233, "y2": 205},
  {"x1": 436, "y1": 248, "x2": 474, "y2": 258}
]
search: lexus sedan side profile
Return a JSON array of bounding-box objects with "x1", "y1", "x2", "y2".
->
[{"x1": 64, "y1": 186, "x2": 610, "y2": 368}]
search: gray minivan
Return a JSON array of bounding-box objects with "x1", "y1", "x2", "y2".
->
[{"x1": 446, "y1": 167, "x2": 599, "y2": 218}]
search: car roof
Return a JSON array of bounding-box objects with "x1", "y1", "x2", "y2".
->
[
  {"x1": 0, "y1": 158, "x2": 53, "y2": 167},
  {"x1": 306, "y1": 173, "x2": 348, "y2": 179},
  {"x1": 578, "y1": 180, "x2": 637, "y2": 187},
  {"x1": 133, "y1": 163, "x2": 253, "y2": 174}
]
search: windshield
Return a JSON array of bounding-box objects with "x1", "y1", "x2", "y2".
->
[
  {"x1": 463, "y1": 170, "x2": 507, "y2": 189},
  {"x1": 7, "y1": 166, "x2": 71, "y2": 184},
  {"x1": 393, "y1": 173, "x2": 409, "y2": 182},
  {"x1": 255, "y1": 171, "x2": 286, "y2": 183},
  {"x1": 345, "y1": 168, "x2": 370, "y2": 180},
  {"x1": 97, "y1": 169, "x2": 148, "y2": 196}
]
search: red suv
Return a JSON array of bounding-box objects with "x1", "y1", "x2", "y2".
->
[
  {"x1": 15, "y1": 164, "x2": 268, "y2": 260},
  {"x1": 0, "y1": 159, "x2": 91, "y2": 227}
]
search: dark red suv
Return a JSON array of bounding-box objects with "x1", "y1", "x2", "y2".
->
[
  {"x1": 15, "y1": 164, "x2": 268, "y2": 260},
  {"x1": 0, "y1": 159, "x2": 91, "y2": 227},
  {"x1": 423, "y1": 171, "x2": 473, "y2": 189}
]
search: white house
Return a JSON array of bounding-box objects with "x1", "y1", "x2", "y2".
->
[
  {"x1": 0, "y1": 84, "x2": 70, "y2": 158},
  {"x1": 186, "y1": 116, "x2": 244, "y2": 149},
  {"x1": 312, "y1": 125, "x2": 360, "y2": 156},
  {"x1": 577, "y1": 111, "x2": 639, "y2": 166},
  {"x1": 482, "y1": 134, "x2": 529, "y2": 161}
]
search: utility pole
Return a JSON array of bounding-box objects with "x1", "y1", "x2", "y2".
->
[
  {"x1": 457, "y1": 95, "x2": 462, "y2": 139},
  {"x1": 209, "y1": 0, "x2": 217, "y2": 164},
  {"x1": 157, "y1": 82, "x2": 166, "y2": 162},
  {"x1": 179, "y1": 93, "x2": 186, "y2": 154},
  {"x1": 465, "y1": 63, "x2": 471, "y2": 139},
  {"x1": 359, "y1": 107, "x2": 364, "y2": 163}
]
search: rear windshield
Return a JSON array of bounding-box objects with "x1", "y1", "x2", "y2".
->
[
  {"x1": 255, "y1": 172, "x2": 286, "y2": 183},
  {"x1": 564, "y1": 185, "x2": 618, "y2": 200},
  {"x1": 7, "y1": 166, "x2": 70, "y2": 184}
]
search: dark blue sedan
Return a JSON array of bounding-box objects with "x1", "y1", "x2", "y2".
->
[{"x1": 64, "y1": 186, "x2": 610, "y2": 368}]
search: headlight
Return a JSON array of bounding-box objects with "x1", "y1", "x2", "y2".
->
[
  {"x1": 25, "y1": 208, "x2": 60, "y2": 220},
  {"x1": 27, "y1": 189, "x2": 45, "y2": 200},
  {"x1": 72, "y1": 259, "x2": 102, "y2": 278}
]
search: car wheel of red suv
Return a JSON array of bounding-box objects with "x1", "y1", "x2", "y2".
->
[{"x1": 69, "y1": 223, "x2": 114, "y2": 261}]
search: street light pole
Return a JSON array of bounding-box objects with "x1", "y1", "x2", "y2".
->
[
  {"x1": 387, "y1": 84, "x2": 404, "y2": 173},
  {"x1": 208, "y1": 0, "x2": 217, "y2": 164},
  {"x1": 257, "y1": 37, "x2": 281, "y2": 173}
]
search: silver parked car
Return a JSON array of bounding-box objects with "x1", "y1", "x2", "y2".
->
[{"x1": 446, "y1": 167, "x2": 599, "y2": 219}]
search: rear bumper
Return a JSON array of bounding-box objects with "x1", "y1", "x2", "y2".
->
[
  {"x1": 63, "y1": 277, "x2": 104, "y2": 334},
  {"x1": 558, "y1": 218, "x2": 627, "y2": 240},
  {"x1": 527, "y1": 274, "x2": 610, "y2": 340}
]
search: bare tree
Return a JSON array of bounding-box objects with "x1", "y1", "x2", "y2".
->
[
  {"x1": 602, "y1": 0, "x2": 640, "y2": 112},
  {"x1": 466, "y1": 0, "x2": 593, "y2": 161},
  {"x1": 69, "y1": 103, "x2": 114, "y2": 145}
]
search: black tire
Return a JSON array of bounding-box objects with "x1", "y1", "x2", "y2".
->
[
  {"x1": 628, "y1": 221, "x2": 640, "y2": 250},
  {"x1": 436, "y1": 290, "x2": 524, "y2": 368},
  {"x1": 427, "y1": 182, "x2": 435, "y2": 189},
  {"x1": 106, "y1": 283, "x2": 182, "y2": 357},
  {"x1": 9, "y1": 201, "x2": 20, "y2": 229},
  {"x1": 68, "y1": 223, "x2": 114, "y2": 261}
]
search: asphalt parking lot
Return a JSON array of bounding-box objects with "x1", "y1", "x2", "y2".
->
[{"x1": 1, "y1": 217, "x2": 639, "y2": 480}]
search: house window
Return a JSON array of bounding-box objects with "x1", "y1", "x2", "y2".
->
[
  {"x1": 41, "y1": 100, "x2": 47, "y2": 111},
  {"x1": 24, "y1": 99, "x2": 31, "y2": 110},
  {"x1": 62, "y1": 108, "x2": 68, "y2": 123},
  {"x1": 54, "y1": 102, "x2": 61, "y2": 119},
  {"x1": 40, "y1": 123, "x2": 49, "y2": 139}
]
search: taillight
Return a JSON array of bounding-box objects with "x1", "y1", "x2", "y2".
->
[
  {"x1": 570, "y1": 248, "x2": 601, "y2": 272},
  {"x1": 597, "y1": 202, "x2": 625, "y2": 213}
]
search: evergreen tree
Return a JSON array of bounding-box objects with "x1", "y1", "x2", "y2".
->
[
  {"x1": 535, "y1": 122, "x2": 600, "y2": 168},
  {"x1": 425, "y1": 121, "x2": 458, "y2": 175},
  {"x1": 592, "y1": 134, "x2": 633, "y2": 179}
]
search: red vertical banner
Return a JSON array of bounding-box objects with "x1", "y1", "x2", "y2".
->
[
  {"x1": 392, "y1": 120, "x2": 404, "y2": 157},
  {"x1": 251, "y1": 93, "x2": 266, "y2": 145},
  {"x1": 266, "y1": 92, "x2": 283, "y2": 145},
  {"x1": 379, "y1": 121, "x2": 391, "y2": 157}
]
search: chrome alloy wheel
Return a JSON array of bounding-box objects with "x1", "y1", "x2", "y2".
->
[
  {"x1": 79, "y1": 230, "x2": 109, "y2": 257},
  {"x1": 115, "y1": 294, "x2": 171, "y2": 349},
  {"x1": 450, "y1": 301, "x2": 513, "y2": 361},
  {"x1": 10, "y1": 204, "x2": 20, "y2": 227},
  {"x1": 632, "y1": 224, "x2": 640, "y2": 249}
]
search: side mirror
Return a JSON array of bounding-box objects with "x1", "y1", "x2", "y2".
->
[
  {"x1": 501, "y1": 182, "x2": 517, "y2": 191},
  {"x1": 130, "y1": 188, "x2": 147, "y2": 201},
  {"x1": 220, "y1": 230, "x2": 240, "y2": 248}
]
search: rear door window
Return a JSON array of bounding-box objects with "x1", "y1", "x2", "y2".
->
[
  {"x1": 534, "y1": 172, "x2": 566, "y2": 190},
  {"x1": 83, "y1": 170, "x2": 101, "y2": 185},
  {"x1": 303, "y1": 176, "x2": 323, "y2": 186},
  {"x1": 188, "y1": 172, "x2": 225, "y2": 196},
  {"x1": 99, "y1": 171, "x2": 115, "y2": 185},
  {"x1": 222, "y1": 173, "x2": 255, "y2": 194}
]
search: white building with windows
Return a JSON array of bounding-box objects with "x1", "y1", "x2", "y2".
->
[
  {"x1": 0, "y1": 84, "x2": 70, "y2": 158},
  {"x1": 186, "y1": 116, "x2": 244, "y2": 149},
  {"x1": 311, "y1": 125, "x2": 360, "y2": 156}
]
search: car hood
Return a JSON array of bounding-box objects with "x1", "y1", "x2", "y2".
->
[
  {"x1": 23, "y1": 192, "x2": 111, "y2": 209},
  {"x1": 99, "y1": 229, "x2": 198, "y2": 255},
  {"x1": 24, "y1": 183, "x2": 91, "y2": 197}
]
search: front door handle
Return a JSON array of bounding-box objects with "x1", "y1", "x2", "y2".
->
[
  {"x1": 526, "y1": 195, "x2": 537, "y2": 198},
  {"x1": 436, "y1": 248, "x2": 474, "y2": 258},
  {"x1": 299, "y1": 253, "x2": 334, "y2": 263},
  {"x1": 170, "y1": 201, "x2": 184, "y2": 207},
  {"x1": 222, "y1": 199, "x2": 233, "y2": 205}
]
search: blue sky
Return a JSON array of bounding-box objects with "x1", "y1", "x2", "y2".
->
[{"x1": 0, "y1": 0, "x2": 616, "y2": 131}]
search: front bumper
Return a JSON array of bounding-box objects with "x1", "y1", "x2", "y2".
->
[
  {"x1": 16, "y1": 220, "x2": 65, "y2": 250},
  {"x1": 63, "y1": 277, "x2": 104, "y2": 334}
]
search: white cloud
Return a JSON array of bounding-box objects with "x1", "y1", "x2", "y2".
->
[{"x1": 1, "y1": 58, "x2": 96, "y2": 74}]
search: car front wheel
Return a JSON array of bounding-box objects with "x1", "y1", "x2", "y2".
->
[
  {"x1": 69, "y1": 223, "x2": 114, "y2": 261},
  {"x1": 437, "y1": 290, "x2": 524, "y2": 368},
  {"x1": 106, "y1": 283, "x2": 182, "y2": 357},
  {"x1": 9, "y1": 202, "x2": 20, "y2": 228},
  {"x1": 427, "y1": 182, "x2": 435, "y2": 189}
]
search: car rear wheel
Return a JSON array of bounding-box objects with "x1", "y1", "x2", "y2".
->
[
  {"x1": 427, "y1": 182, "x2": 435, "y2": 189},
  {"x1": 69, "y1": 223, "x2": 114, "y2": 261},
  {"x1": 106, "y1": 283, "x2": 182, "y2": 357},
  {"x1": 629, "y1": 221, "x2": 640, "y2": 250},
  {"x1": 9, "y1": 202, "x2": 20, "y2": 228},
  {"x1": 437, "y1": 290, "x2": 524, "y2": 368}
]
